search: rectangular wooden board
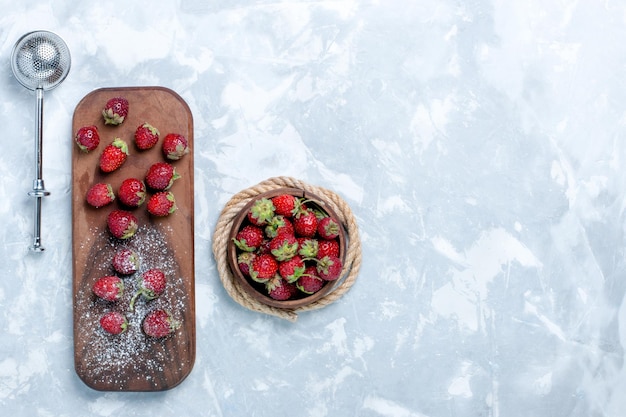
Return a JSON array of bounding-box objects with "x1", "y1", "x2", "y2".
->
[{"x1": 72, "y1": 87, "x2": 195, "y2": 391}]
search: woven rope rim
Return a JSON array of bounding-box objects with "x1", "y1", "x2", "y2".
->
[{"x1": 212, "y1": 176, "x2": 362, "y2": 322}]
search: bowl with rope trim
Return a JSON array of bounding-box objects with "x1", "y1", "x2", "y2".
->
[{"x1": 227, "y1": 187, "x2": 346, "y2": 309}]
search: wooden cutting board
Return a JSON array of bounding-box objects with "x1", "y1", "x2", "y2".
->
[{"x1": 71, "y1": 87, "x2": 195, "y2": 391}]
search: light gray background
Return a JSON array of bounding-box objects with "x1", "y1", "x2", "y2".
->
[{"x1": 1, "y1": 1, "x2": 625, "y2": 416}]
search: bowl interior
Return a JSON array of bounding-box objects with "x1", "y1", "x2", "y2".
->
[{"x1": 227, "y1": 187, "x2": 346, "y2": 309}]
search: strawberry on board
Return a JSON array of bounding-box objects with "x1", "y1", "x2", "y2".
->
[
  {"x1": 142, "y1": 309, "x2": 180, "y2": 338},
  {"x1": 118, "y1": 178, "x2": 146, "y2": 208},
  {"x1": 107, "y1": 209, "x2": 138, "y2": 239},
  {"x1": 75, "y1": 125, "x2": 100, "y2": 152},
  {"x1": 134, "y1": 122, "x2": 160, "y2": 150},
  {"x1": 162, "y1": 133, "x2": 189, "y2": 160},
  {"x1": 130, "y1": 268, "x2": 167, "y2": 311},
  {"x1": 99, "y1": 138, "x2": 129, "y2": 173},
  {"x1": 147, "y1": 191, "x2": 177, "y2": 217},
  {"x1": 112, "y1": 248, "x2": 140, "y2": 275},
  {"x1": 102, "y1": 97, "x2": 129, "y2": 125},
  {"x1": 93, "y1": 275, "x2": 124, "y2": 301},
  {"x1": 145, "y1": 162, "x2": 180, "y2": 191},
  {"x1": 99, "y1": 311, "x2": 128, "y2": 335},
  {"x1": 86, "y1": 183, "x2": 115, "y2": 208}
]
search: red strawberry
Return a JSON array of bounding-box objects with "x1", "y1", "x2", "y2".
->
[
  {"x1": 134, "y1": 122, "x2": 160, "y2": 150},
  {"x1": 297, "y1": 266, "x2": 324, "y2": 294},
  {"x1": 265, "y1": 275, "x2": 297, "y2": 301},
  {"x1": 99, "y1": 138, "x2": 129, "y2": 173},
  {"x1": 130, "y1": 268, "x2": 167, "y2": 311},
  {"x1": 247, "y1": 197, "x2": 275, "y2": 226},
  {"x1": 145, "y1": 162, "x2": 180, "y2": 191},
  {"x1": 107, "y1": 209, "x2": 138, "y2": 239},
  {"x1": 99, "y1": 311, "x2": 128, "y2": 335},
  {"x1": 93, "y1": 275, "x2": 124, "y2": 301},
  {"x1": 317, "y1": 239, "x2": 340, "y2": 259},
  {"x1": 75, "y1": 125, "x2": 100, "y2": 152},
  {"x1": 297, "y1": 237, "x2": 319, "y2": 257},
  {"x1": 162, "y1": 133, "x2": 189, "y2": 160},
  {"x1": 315, "y1": 255, "x2": 343, "y2": 281},
  {"x1": 102, "y1": 97, "x2": 129, "y2": 125},
  {"x1": 233, "y1": 225, "x2": 265, "y2": 252},
  {"x1": 264, "y1": 215, "x2": 294, "y2": 238},
  {"x1": 278, "y1": 255, "x2": 305, "y2": 283},
  {"x1": 118, "y1": 178, "x2": 146, "y2": 207},
  {"x1": 86, "y1": 183, "x2": 115, "y2": 208},
  {"x1": 142, "y1": 309, "x2": 180, "y2": 338},
  {"x1": 269, "y1": 233, "x2": 299, "y2": 261},
  {"x1": 147, "y1": 191, "x2": 177, "y2": 216},
  {"x1": 271, "y1": 194, "x2": 298, "y2": 217},
  {"x1": 237, "y1": 252, "x2": 256, "y2": 277},
  {"x1": 250, "y1": 253, "x2": 278, "y2": 283},
  {"x1": 293, "y1": 208, "x2": 318, "y2": 237},
  {"x1": 317, "y1": 216, "x2": 340, "y2": 240},
  {"x1": 112, "y1": 248, "x2": 140, "y2": 275}
]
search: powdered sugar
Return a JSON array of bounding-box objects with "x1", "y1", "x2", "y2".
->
[{"x1": 74, "y1": 224, "x2": 191, "y2": 389}]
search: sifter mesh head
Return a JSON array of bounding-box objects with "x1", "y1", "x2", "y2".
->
[{"x1": 11, "y1": 30, "x2": 71, "y2": 91}]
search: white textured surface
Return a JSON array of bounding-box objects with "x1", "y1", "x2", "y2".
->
[{"x1": 1, "y1": 0, "x2": 626, "y2": 415}]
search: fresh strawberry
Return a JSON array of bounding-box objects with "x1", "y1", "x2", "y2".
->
[
  {"x1": 278, "y1": 255, "x2": 305, "y2": 283},
  {"x1": 297, "y1": 266, "x2": 324, "y2": 294},
  {"x1": 112, "y1": 248, "x2": 140, "y2": 275},
  {"x1": 315, "y1": 255, "x2": 343, "y2": 281},
  {"x1": 297, "y1": 237, "x2": 318, "y2": 258},
  {"x1": 107, "y1": 209, "x2": 138, "y2": 239},
  {"x1": 142, "y1": 309, "x2": 180, "y2": 338},
  {"x1": 162, "y1": 133, "x2": 189, "y2": 160},
  {"x1": 130, "y1": 268, "x2": 167, "y2": 311},
  {"x1": 233, "y1": 225, "x2": 265, "y2": 252},
  {"x1": 93, "y1": 275, "x2": 124, "y2": 301},
  {"x1": 134, "y1": 122, "x2": 160, "y2": 150},
  {"x1": 247, "y1": 197, "x2": 275, "y2": 226},
  {"x1": 269, "y1": 233, "x2": 299, "y2": 261},
  {"x1": 264, "y1": 215, "x2": 294, "y2": 239},
  {"x1": 147, "y1": 191, "x2": 177, "y2": 216},
  {"x1": 118, "y1": 178, "x2": 146, "y2": 207},
  {"x1": 86, "y1": 183, "x2": 115, "y2": 208},
  {"x1": 99, "y1": 138, "x2": 129, "y2": 173},
  {"x1": 75, "y1": 125, "x2": 100, "y2": 152},
  {"x1": 271, "y1": 194, "x2": 298, "y2": 217},
  {"x1": 293, "y1": 208, "x2": 318, "y2": 237},
  {"x1": 317, "y1": 239, "x2": 340, "y2": 259},
  {"x1": 265, "y1": 275, "x2": 297, "y2": 301},
  {"x1": 237, "y1": 252, "x2": 256, "y2": 277},
  {"x1": 249, "y1": 253, "x2": 278, "y2": 283},
  {"x1": 257, "y1": 239, "x2": 271, "y2": 255},
  {"x1": 317, "y1": 216, "x2": 340, "y2": 240},
  {"x1": 102, "y1": 97, "x2": 129, "y2": 125},
  {"x1": 99, "y1": 311, "x2": 128, "y2": 335},
  {"x1": 145, "y1": 162, "x2": 180, "y2": 191}
]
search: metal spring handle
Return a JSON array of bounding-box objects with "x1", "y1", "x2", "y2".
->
[{"x1": 28, "y1": 88, "x2": 49, "y2": 252}]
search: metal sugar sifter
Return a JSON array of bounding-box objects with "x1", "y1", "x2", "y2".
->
[{"x1": 11, "y1": 30, "x2": 71, "y2": 252}]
